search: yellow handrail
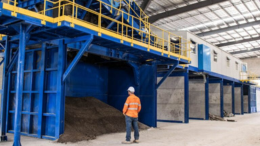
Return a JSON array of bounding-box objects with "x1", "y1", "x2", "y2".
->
[
  {"x1": 1, "y1": 0, "x2": 191, "y2": 61},
  {"x1": 240, "y1": 71, "x2": 258, "y2": 82}
]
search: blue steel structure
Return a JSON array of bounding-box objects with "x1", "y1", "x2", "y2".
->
[
  {"x1": 0, "y1": 0, "x2": 257, "y2": 145},
  {"x1": 187, "y1": 43, "x2": 255, "y2": 120},
  {"x1": 0, "y1": 0, "x2": 192, "y2": 145},
  {"x1": 157, "y1": 68, "x2": 189, "y2": 123}
]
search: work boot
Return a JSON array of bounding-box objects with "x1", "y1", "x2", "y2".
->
[
  {"x1": 133, "y1": 140, "x2": 139, "y2": 143},
  {"x1": 122, "y1": 141, "x2": 132, "y2": 144}
]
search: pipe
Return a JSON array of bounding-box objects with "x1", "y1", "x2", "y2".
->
[{"x1": 193, "y1": 72, "x2": 207, "y2": 83}]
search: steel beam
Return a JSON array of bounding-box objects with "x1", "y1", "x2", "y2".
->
[
  {"x1": 63, "y1": 35, "x2": 93, "y2": 81},
  {"x1": 6, "y1": 49, "x2": 18, "y2": 74},
  {"x1": 230, "y1": 47, "x2": 260, "y2": 55},
  {"x1": 0, "y1": 37, "x2": 10, "y2": 142},
  {"x1": 197, "y1": 20, "x2": 260, "y2": 37},
  {"x1": 37, "y1": 43, "x2": 46, "y2": 138},
  {"x1": 205, "y1": 75, "x2": 209, "y2": 120},
  {"x1": 13, "y1": 24, "x2": 27, "y2": 146},
  {"x1": 141, "y1": 0, "x2": 152, "y2": 12},
  {"x1": 56, "y1": 40, "x2": 67, "y2": 139},
  {"x1": 128, "y1": 62, "x2": 140, "y2": 86},
  {"x1": 80, "y1": 0, "x2": 93, "y2": 19},
  {"x1": 149, "y1": 0, "x2": 228, "y2": 23},
  {"x1": 232, "y1": 82, "x2": 235, "y2": 114},
  {"x1": 156, "y1": 61, "x2": 179, "y2": 89},
  {"x1": 217, "y1": 36, "x2": 260, "y2": 47}
]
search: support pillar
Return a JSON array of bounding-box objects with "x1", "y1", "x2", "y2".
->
[
  {"x1": 205, "y1": 75, "x2": 209, "y2": 120},
  {"x1": 232, "y1": 82, "x2": 235, "y2": 114},
  {"x1": 0, "y1": 37, "x2": 10, "y2": 142},
  {"x1": 184, "y1": 70, "x2": 189, "y2": 123},
  {"x1": 13, "y1": 24, "x2": 27, "y2": 146},
  {"x1": 55, "y1": 40, "x2": 67, "y2": 138}
]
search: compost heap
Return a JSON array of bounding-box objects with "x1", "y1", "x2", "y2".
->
[{"x1": 58, "y1": 97, "x2": 149, "y2": 143}]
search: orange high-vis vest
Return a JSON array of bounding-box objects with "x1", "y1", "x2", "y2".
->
[{"x1": 123, "y1": 94, "x2": 141, "y2": 118}]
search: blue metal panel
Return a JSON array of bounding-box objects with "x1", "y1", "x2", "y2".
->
[
  {"x1": 198, "y1": 44, "x2": 211, "y2": 72},
  {"x1": 65, "y1": 62, "x2": 109, "y2": 103},
  {"x1": 107, "y1": 65, "x2": 137, "y2": 120},
  {"x1": 138, "y1": 64, "x2": 157, "y2": 127},
  {"x1": 249, "y1": 86, "x2": 257, "y2": 113}
]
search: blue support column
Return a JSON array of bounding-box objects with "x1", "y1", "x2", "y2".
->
[
  {"x1": 220, "y1": 79, "x2": 224, "y2": 118},
  {"x1": 13, "y1": 24, "x2": 27, "y2": 146},
  {"x1": 156, "y1": 61, "x2": 179, "y2": 89},
  {"x1": 184, "y1": 70, "x2": 189, "y2": 123},
  {"x1": 56, "y1": 40, "x2": 67, "y2": 138},
  {"x1": 37, "y1": 43, "x2": 46, "y2": 138},
  {"x1": 232, "y1": 82, "x2": 235, "y2": 114},
  {"x1": 0, "y1": 37, "x2": 10, "y2": 141},
  {"x1": 62, "y1": 35, "x2": 93, "y2": 81},
  {"x1": 241, "y1": 84, "x2": 244, "y2": 115},
  {"x1": 248, "y1": 86, "x2": 251, "y2": 114},
  {"x1": 205, "y1": 75, "x2": 209, "y2": 120}
]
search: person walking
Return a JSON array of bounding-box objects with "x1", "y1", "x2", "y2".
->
[{"x1": 122, "y1": 86, "x2": 141, "y2": 144}]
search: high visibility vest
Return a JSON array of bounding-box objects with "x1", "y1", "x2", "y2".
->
[{"x1": 123, "y1": 94, "x2": 141, "y2": 118}]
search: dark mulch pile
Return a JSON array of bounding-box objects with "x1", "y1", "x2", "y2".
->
[{"x1": 58, "y1": 97, "x2": 149, "y2": 143}]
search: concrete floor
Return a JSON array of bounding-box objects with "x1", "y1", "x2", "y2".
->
[{"x1": 1, "y1": 113, "x2": 260, "y2": 146}]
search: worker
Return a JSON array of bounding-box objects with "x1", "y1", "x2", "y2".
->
[{"x1": 122, "y1": 86, "x2": 141, "y2": 144}]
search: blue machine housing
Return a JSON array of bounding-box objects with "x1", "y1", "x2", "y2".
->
[{"x1": 198, "y1": 44, "x2": 211, "y2": 72}]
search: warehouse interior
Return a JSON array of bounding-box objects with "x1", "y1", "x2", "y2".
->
[{"x1": 0, "y1": 0, "x2": 260, "y2": 146}]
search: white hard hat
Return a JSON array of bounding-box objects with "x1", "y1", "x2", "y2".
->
[{"x1": 127, "y1": 86, "x2": 135, "y2": 93}]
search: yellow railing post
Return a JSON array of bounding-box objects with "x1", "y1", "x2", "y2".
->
[
  {"x1": 148, "y1": 23, "x2": 150, "y2": 51},
  {"x1": 11, "y1": 0, "x2": 17, "y2": 17},
  {"x1": 131, "y1": 16, "x2": 134, "y2": 46},
  {"x1": 121, "y1": 12, "x2": 124, "y2": 43},
  {"x1": 70, "y1": 0, "x2": 75, "y2": 27},
  {"x1": 41, "y1": 0, "x2": 46, "y2": 25},
  {"x1": 98, "y1": 1, "x2": 102, "y2": 36},
  {"x1": 57, "y1": 0, "x2": 61, "y2": 26},
  {"x1": 168, "y1": 32, "x2": 170, "y2": 57},
  {"x1": 161, "y1": 31, "x2": 164, "y2": 56},
  {"x1": 178, "y1": 36, "x2": 181, "y2": 60},
  {"x1": 110, "y1": 0, "x2": 113, "y2": 13}
]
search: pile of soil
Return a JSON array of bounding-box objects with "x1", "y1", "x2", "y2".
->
[{"x1": 58, "y1": 97, "x2": 149, "y2": 143}]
